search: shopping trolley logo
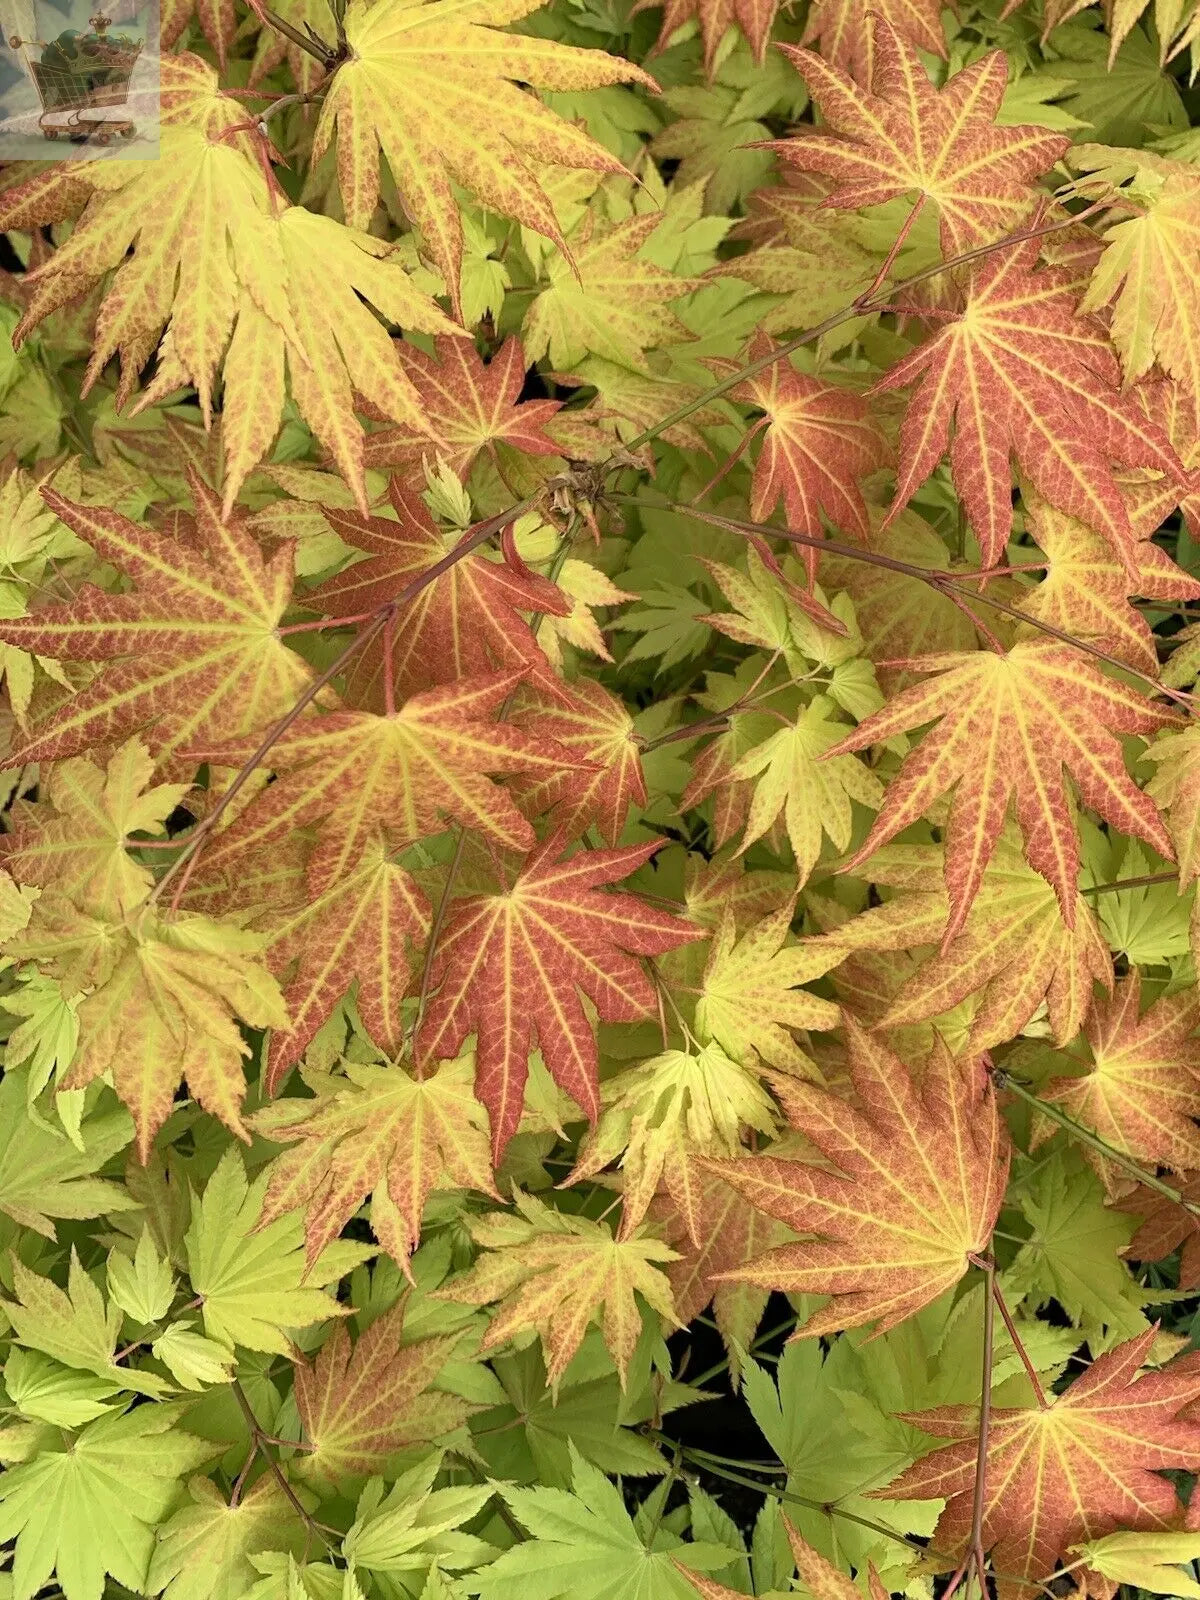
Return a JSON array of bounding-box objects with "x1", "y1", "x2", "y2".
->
[{"x1": 0, "y1": 0, "x2": 158, "y2": 156}]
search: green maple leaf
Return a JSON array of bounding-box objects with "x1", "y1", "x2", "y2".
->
[
  {"x1": 0, "y1": 1402, "x2": 214, "y2": 1600},
  {"x1": 0, "y1": 1067, "x2": 135, "y2": 1238},
  {"x1": 146, "y1": 1476, "x2": 308, "y2": 1600},
  {"x1": 342, "y1": 1449, "x2": 495, "y2": 1574},
  {"x1": 1003, "y1": 1149, "x2": 1160, "y2": 1344},
  {"x1": 3, "y1": 1252, "x2": 166, "y2": 1397},
  {"x1": 184, "y1": 1148, "x2": 372, "y2": 1356},
  {"x1": 476, "y1": 1444, "x2": 739, "y2": 1600},
  {"x1": 693, "y1": 902, "x2": 840, "y2": 1075}
]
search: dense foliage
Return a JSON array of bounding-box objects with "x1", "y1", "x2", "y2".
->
[{"x1": 8, "y1": 0, "x2": 1200, "y2": 1597}]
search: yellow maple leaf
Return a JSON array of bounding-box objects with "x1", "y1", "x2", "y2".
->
[
  {"x1": 434, "y1": 1189, "x2": 678, "y2": 1386},
  {"x1": 7, "y1": 895, "x2": 287, "y2": 1159},
  {"x1": 312, "y1": 0, "x2": 656, "y2": 300}
]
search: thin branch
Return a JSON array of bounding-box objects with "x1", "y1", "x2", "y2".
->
[
  {"x1": 231, "y1": 1378, "x2": 332, "y2": 1551},
  {"x1": 1080, "y1": 871, "x2": 1179, "y2": 896},
  {"x1": 993, "y1": 1068, "x2": 1200, "y2": 1221},
  {"x1": 990, "y1": 1274, "x2": 1050, "y2": 1411},
  {"x1": 639, "y1": 502, "x2": 1194, "y2": 711},
  {"x1": 944, "y1": 1253, "x2": 997, "y2": 1600}
]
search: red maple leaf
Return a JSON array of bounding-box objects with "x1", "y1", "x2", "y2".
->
[
  {"x1": 875, "y1": 234, "x2": 1187, "y2": 570},
  {"x1": 416, "y1": 835, "x2": 704, "y2": 1159},
  {"x1": 771, "y1": 19, "x2": 1068, "y2": 255},
  {"x1": 302, "y1": 481, "x2": 568, "y2": 706},
  {"x1": 361, "y1": 336, "x2": 563, "y2": 481}
]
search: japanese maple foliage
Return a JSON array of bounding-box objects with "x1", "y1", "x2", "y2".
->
[{"x1": 6, "y1": 2, "x2": 1200, "y2": 1599}]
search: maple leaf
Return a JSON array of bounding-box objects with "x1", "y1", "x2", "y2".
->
[
  {"x1": 146, "y1": 1476, "x2": 307, "y2": 1600},
  {"x1": 435, "y1": 1190, "x2": 678, "y2": 1386},
  {"x1": 772, "y1": 20, "x2": 1068, "y2": 256},
  {"x1": 0, "y1": 1402, "x2": 215, "y2": 1600},
  {"x1": 1, "y1": 90, "x2": 457, "y2": 510},
  {"x1": 1123, "y1": 1173, "x2": 1200, "y2": 1289},
  {"x1": 251, "y1": 1056, "x2": 500, "y2": 1270},
  {"x1": 883, "y1": 1329, "x2": 1200, "y2": 1598},
  {"x1": 0, "y1": 739, "x2": 189, "y2": 918},
  {"x1": 292, "y1": 1303, "x2": 471, "y2": 1487},
  {"x1": 1143, "y1": 725, "x2": 1200, "y2": 910},
  {"x1": 483, "y1": 1444, "x2": 737, "y2": 1600},
  {"x1": 728, "y1": 335, "x2": 888, "y2": 554},
  {"x1": 256, "y1": 834, "x2": 431, "y2": 1089},
  {"x1": 730, "y1": 694, "x2": 886, "y2": 884},
  {"x1": 0, "y1": 480, "x2": 314, "y2": 773},
  {"x1": 184, "y1": 1149, "x2": 361, "y2": 1356},
  {"x1": 1033, "y1": 972, "x2": 1200, "y2": 1180},
  {"x1": 302, "y1": 484, "x2": 567, "y2": 706},
  {"x1": 1015, "y1": 490, "x2": 1200, "y2": 676},
  {"x1": 634, "y1": 0, "x2": 780, "y2": 72},
  {"x1": 1075, "y1": 152, "x2": 1200, "y2": 391},
  {"x1": 693, "y1": 901, "x2": 840, "y2": 1074},
  {"x1": 362, "y1": 336, "x2": 563, "y2": 481},
  {"x1": 535, "y1": 558, "x2": 637, "y2": 676},
  {"x1": 800, "y1": 0, "x2": 945, "y2": 80},
  {"x1": 568, "y1": 1041, "x2": 778, "y2": 1242},
  {"x1": 198, "y1": 671, "x2": 571, "y2": 890},
  {"x1": 416, "y1": 835, "x2": 704, "y2": 1160},
  {"x1": 705, "y1": 1020, "x2": 1010, "y2": 1337},
  {"x1": 653, "y1": 1163, "x2": 796, "y2": 1360},
  {"x1": 7, "y1": 895, "x2": 287, "y2": 1161},
  {"x1": 825, "y1": 639, "x2": 1179, "y2": 944},
  {"x1": 511, "y1": 679, "x2": 647, "y2": 844},
  {"x1": 875, "y1": 233, "x2": 1187, "y2": 569},
  {"x1": 804, "y1": 835, "x2": 1114, "y2": 1052},
  {"x1": 0, "y1": 1068, "x2": 134, "y2": 1240},
  {"x1": 523, "y1": 214, "x2": 702, "y2": 372},
  {"x1": 312, "y1": 0, "x2": 656, "y2": 297}
]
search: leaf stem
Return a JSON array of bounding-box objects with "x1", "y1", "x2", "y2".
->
[
  {"x1": 946, "y1": 1253, "x2": 997, "y2": 1599},
  {"x1": 1080, "y1": 871, "x2": 1179, "y2": 896},
  {"x1": 991, "y1": 1272, "x2": 1049, "y2": 1411},
  {"x1": 230, "y1": 1378, "x2": 333, "y2": 1552}
]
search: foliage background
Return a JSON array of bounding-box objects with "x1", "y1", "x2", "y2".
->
[{"x1": 3, "y1": 1, "x2": 1200, "y2": 1600}]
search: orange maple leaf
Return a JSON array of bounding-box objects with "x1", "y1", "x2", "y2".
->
[
  {"x1": 825, "y1": 638, "x2": 1179, "y2": 944},
  {"x1": 800, "y1": 0, "x2": 945, "y2": 81},
  {"x1": 634, "y1": 0, "x2": 780, "y2": 73},
  {"x1": 0, "y1": 479, "x2": 314, "y2": 773},
  {"x1": 362, "y1": 336, "x2": 563, "y2": 481},
  {"x1": 875, "y1": 234, "x2": 1187, "y2": 569},
  {"x1": 252, "y1": 1056, "x2": 499, "y2": 1269},
  {"x1": 771, "y1": 20, "x2": 1068, "y2": 256},
  {"x1": 257, "y1": 834, "x2": 431, "y2": 1090},
  {"x1": 1015, "y1": 491, "x2": 1200, "y2": 676},
  {"x1": 304, "y1": 483, "x2": 568, "y2": 706},
  {"x1": 511, "y1": 679, "x2": 647, "y2": 845},
  {"x1": 416, "y1": 835, "x2": 705, "y2": 1159},
  {"x1": 197, "y1": 670, "x2": 573, "y2": 888},
  {"x1": 729, "y1": 333, "x2": 888, "y2": 562},
  {"x1": 705, "y1": 1018, "x2": 1011, "y2": 1337},
  {"x1": 1033, "y1": 971, "x2": 1200, "y2": 1181},
  {"x1": 292, "y1": 1302, "x2": 472, "y2": 1487},
  {"x1": 434, "y1": 1188, "x2": 678, "y2": 1387},
  {"x1": 803, "y1": 835, "x2": 1114, "y2": 1054},
  {"x1": 883, "y1": 1330, "x2": 1200, "y2": 1599},
  {"x1": 651, "y1": 1161, "x2": 797, "y2": 1358},
  {"x1": 1122, "y1": 1175, "x2": 1200, "y2": 1290}
]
